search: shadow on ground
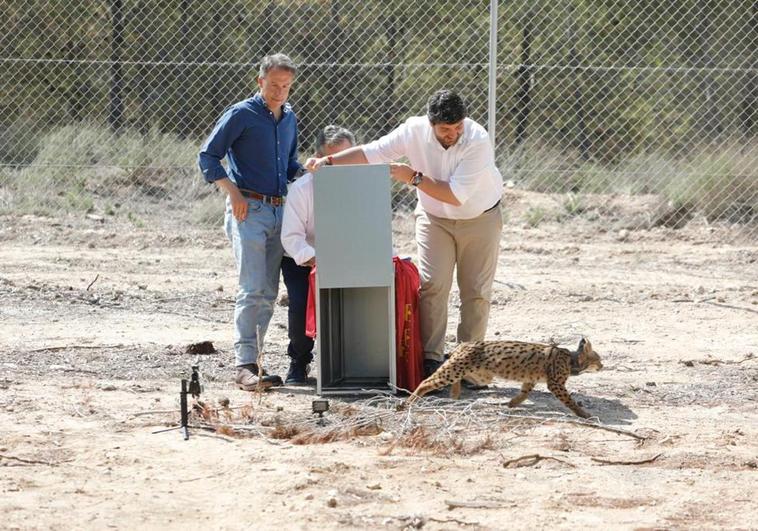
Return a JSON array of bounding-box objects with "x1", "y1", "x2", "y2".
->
[{"x1": 465, "y1": 385, "x2": 637, "y2": 425}]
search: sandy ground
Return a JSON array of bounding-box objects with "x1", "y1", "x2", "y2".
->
[{"x1": 1, "y1": 204, "x2": 757, "y2": 530}]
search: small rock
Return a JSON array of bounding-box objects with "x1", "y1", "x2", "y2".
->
[
  {"x1": 326, "y1": 497, "x2": 338, "y2": 508},
  {"x1": 98, "y1": 383, "x2": 117, "y2": 391},
  {"x1": 218, "y1": 397, "x2": 230, "y2": 408},
  {"x1": 367, "y1": 483, "x2": 381, "y2": 490},
  {"x1": 304, "y1": 493, "x2": 314, "y2": 500},
  {"x1": 645, "y1": 381, "x2": 656, "y2": 387},
  {"x1": 617, "y1": 229, "x2": 630, "y2": 241}
]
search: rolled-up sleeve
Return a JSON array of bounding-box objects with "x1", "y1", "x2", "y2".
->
[
  {"x1": 287, "y1": 125, "x2": 303, "y2": 182},
  {"x1": 198, "y1": 106, "x2": 245, "y2": 183},
  {"x1": 448, "y1": 139, "x2": 496, "y2": 205},
  {"x1": 281, "y1": 181, "x2": 314, "y2": 265},
  {"x1": 362, "y1": 121, "x2": 410, "y2": 164}
]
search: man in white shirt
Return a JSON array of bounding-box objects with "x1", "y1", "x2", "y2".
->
[
  {"x1": 280, "y1": 125, "x2": 356, "y2": 384},
  {"x1": 305, "y1": 90, "x2": 503, "y2": 382}
]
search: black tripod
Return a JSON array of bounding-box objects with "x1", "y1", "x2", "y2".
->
[{"x1": 153, "y1": 364, "x2": 202, "y2": 440}]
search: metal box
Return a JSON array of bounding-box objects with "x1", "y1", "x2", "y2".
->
[{"x1": 313, "y1": 164, "x2": 396, "y2": 394}]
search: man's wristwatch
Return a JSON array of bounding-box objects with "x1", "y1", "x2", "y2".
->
[{"x1": 409, "y1": 171, "x2": 423, "y2": 187}]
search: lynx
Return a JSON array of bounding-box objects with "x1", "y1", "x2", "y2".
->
[{"x1": 407, "y1": 337, "x2": 602, "y2": 418}]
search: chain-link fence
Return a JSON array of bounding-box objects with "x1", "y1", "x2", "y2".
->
[{"x1": 1, "y1": 0, "x2": 756, "y2": 236}]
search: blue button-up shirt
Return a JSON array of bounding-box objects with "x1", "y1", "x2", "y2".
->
[{"x1": 198, "y1": 93, "x2": 301, "y2": 197}]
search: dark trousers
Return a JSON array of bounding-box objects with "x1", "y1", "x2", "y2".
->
[{"x1": 281, "y1": 256, "x2": 314, "y2": 363}]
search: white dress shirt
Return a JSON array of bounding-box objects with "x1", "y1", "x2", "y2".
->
[
  {"x1": 362, "y1": 116, "x2": 503, "y2": 220},
  {"x1": 281, "y1": 173, "x2": 315, "y2": 266}
]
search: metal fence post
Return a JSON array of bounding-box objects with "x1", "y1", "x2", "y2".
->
[{"x1": 488, "y1": 0, "x2": 499, "y2": 148}]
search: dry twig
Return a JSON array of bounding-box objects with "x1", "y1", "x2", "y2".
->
[
  {"x1": 591, "y1": 453, "x2": 662, "y2": 466},
  {"x1": 501, "y1": 453, "x2": 575, "y2": 468},
  {"x1": 501, "y1": 413, "x2": 648, "y2": 440},
  {"x1": 0, "y1": 454, "x2": 65, "y2": 466},
  {"x1": 445, "y1": 499, "x2": 510, "y2": 509},
  {"x1": 86, "y1": 274, "x2": 99, "y2": 291}
]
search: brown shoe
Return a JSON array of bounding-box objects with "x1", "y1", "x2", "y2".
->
[{"x1": 235, "y1": 364, "x2": 283, "y2": 391}]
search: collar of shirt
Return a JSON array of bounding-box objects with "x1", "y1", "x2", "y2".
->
[{"x1": 252, "y1": 92, "x2": 292, "y2": 119}]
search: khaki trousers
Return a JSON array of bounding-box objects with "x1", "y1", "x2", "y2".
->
[{"x1": 415, "y1": 205, "x2": 503, "y2": 362}]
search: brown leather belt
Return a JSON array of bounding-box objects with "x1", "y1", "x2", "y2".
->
[{"x1": 239, "y1": 188, "x2": 285, "y2": 206}]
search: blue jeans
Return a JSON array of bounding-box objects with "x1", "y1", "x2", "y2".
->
[{"x1": 224, "y1": 197, "x2": 284, "y2": 367}]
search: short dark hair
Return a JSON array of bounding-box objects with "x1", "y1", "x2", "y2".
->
[
  {"x1": 426, "y1": 89, "x2": 468, "y2": 125},
  {"x1": 315, "y1": 125, "x2": 356, "y2": 156},
  {"x1": 259, "y1": 53, "x2": 297, "y2": 78}
]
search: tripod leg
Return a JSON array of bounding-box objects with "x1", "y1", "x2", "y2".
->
[{"x1": 180, "y1": 379, "x2": 189, "y2": 440}]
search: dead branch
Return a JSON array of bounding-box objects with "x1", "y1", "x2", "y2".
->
[
  {"x1": 0, "y1": 454, "x2": 66, "y2": 466},
  {"x1": 428, "y1": 517, "x2": 481, "y2": 527},
  {"x1": 26, "y1": 344, "x2": 126, "y2": 353},
  {"x1": 701, "y1": 301, "x2": 758, "y2": 315},
  {"x1": 256, "y1": 325, "x2": 266, "y2": 400},
  {"x1": 501, "y1": 453, "x2": 574, "y2": 468},
  {"x1": 445, "y1": 499, "x2": 510, "y2": 510},
  {"x1": 86, "y1": 274, "x2": 99, "y2": 291},
  {"x1": 503, "y1": 413, "x2": 648, "y2": 440},
  {"x1": 130, "y1": 409, "x2": 180, "y2": 417},
  {"x1": 591, "y1": 453, "x2": 662, "y2": 466},
  {"x1": 680, "y1": 353, "x2": 754, "y2": 366}
]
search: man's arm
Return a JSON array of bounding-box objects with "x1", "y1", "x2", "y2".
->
[
  {"x1": 287, "y1": 119, "x2": 304, "y2": 181},
  {"x1": 389, "y1": 163, "x2": 461, "y2": 206},
  {"x1": 197, "y1": 106, "x2": 248, "y2": 220},
  {"x1": 304, "y1": 145, "x2": 369, "y2": 172},
  {"x1": 281, "y1": 181, "x2": 315, "y2": 266}
]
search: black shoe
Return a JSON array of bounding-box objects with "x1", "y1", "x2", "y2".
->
[
  {"x1": 285, "y1": 358, "x2": 311, "y2": 385},
  {"x1": 235, "y1": 364, "x2": 283, "y2": 391},
  {"x1": 423, "y1": 359, "x2": 444, "y2": 379}
]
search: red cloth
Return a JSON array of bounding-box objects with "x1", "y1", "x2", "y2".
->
[
  {"x1": 305, "y1": 266, "x2": 317, "y2": 339},
  {"x1": 304, "y1": 258, "x2": 424, "y2": 391},
  {"x1": 393, "y1": 257, "x2": 424, "y2": 392}
]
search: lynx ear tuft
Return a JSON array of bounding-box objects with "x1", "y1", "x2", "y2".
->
[{"x1": 578, "y1": 337, "x2": 587, "y2": 350}]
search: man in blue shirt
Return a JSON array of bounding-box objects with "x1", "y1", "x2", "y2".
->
[{"x1": 198, "y1": 53, "x2": 302, "y2": 390}]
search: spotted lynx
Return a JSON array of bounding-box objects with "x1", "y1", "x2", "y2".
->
[{"x1": 407, "y1": 337, "x2": 603, "y2": 418}]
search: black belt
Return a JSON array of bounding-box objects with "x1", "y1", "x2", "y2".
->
[
  {"x1": 483, "y1": 199, "x2": 501, "y2": 214},
  {"x1": 239, "y1": 188, "x2": 285, "y2": 206}
]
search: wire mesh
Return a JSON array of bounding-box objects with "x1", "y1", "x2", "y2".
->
[{"x1": 0, "y1": 0, "x2": 755, "y2": 235}]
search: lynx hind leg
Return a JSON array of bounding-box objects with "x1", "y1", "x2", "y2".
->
[
  {"x1": 450, "y1": 381, "x2": 462, "y2": 399},
  {"x1": 547, "y1": 379, "x2": 589, "y2": 418},
  {"x1": 508, "y1": 382, "x2": 535, "y2": 407}
]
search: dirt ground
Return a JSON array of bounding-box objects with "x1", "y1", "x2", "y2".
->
[{"x1": 1, "y1": 195, "x2": 757, "y2": 530}]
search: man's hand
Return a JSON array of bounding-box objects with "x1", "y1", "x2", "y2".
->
[
  {"x1": 304, "y1": 257, "x2": 316, "y2": 268},
  {"x1": 215, "y1": 178, "x2": 248, "y2": 221},
  {"x1": 229, "y1": 189, "x2": 248, "y2": 221},
  {"x1": 304, "y1": 156, "x2": 328, "y2": 173},
  {"x1": 389, "y1": 163, "x2": 414, "y2": 184}
]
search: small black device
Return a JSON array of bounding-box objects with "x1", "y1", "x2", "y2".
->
[{"x1": 312, "y1": 399, "x2": 330, "y2": 422}]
